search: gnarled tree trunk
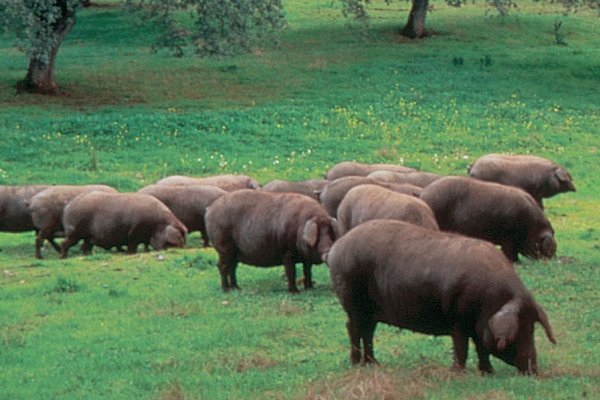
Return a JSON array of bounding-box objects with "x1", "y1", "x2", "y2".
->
[
  {"x1": 400, "y1": 0, "x2": 429, "y2": 39},
  {"x1": 16, "y1": 0, "x2": 76, "y2": 95}
]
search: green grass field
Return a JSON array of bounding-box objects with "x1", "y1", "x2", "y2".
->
[{"x1": 1, "y1": 1, "x2": 599, "y2": 398}]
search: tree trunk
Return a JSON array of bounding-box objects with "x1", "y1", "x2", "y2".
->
[
  {"x1": 400, "y1": 0, "x2": 429, "y2": 39},
  {"x1": 16, "y1": 0, "x2": 76, "y2": 95}
]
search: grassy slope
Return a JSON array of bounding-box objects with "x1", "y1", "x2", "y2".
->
[{"x1": 0, "y1": 1, "x2": 599, "y2": 399}]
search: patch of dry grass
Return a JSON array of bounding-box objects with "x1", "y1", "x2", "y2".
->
[{"x1": 305, "y1": 364, "x2": 459, "y2": 400}]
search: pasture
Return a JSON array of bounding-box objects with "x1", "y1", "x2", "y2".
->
[{"x1": 1, "y1": 1, "x2": 599, "y2": 398}]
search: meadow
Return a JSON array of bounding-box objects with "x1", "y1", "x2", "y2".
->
[{"x1": 0, "y1": 0, "x2": 599, "y2": 398}]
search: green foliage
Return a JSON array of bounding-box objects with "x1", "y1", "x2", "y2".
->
[
  {"x1": 45, "y1": 276, "x2": 81, "y2": 294},
  {"x1": 126, "y1": 0, "x2": 286, "y2": 56},
  {"x1": 0, "y1": 0, "x2": 80, "y2": 63}
]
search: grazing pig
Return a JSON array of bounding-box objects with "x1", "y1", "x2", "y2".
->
[
  {"x1": 337, "y1": 184, "x2": 439, "y2": 233},
  {"x1": 419, "y1": 176, "x2": 556, "y2": 262},
  {"x1": 327, "y1": 219, "x2": 556, "y2": 374},
  {"x1": 205, "y1": 190, "x2": 339, "y2": 293},
  {"x1": 29, "y1": 185, "x2": 117, "y2": 258},
  {"x1": 262, "y1": 179, "x2": 328, "y2": 200},
  {"x1": 137, "y1": 184, "x2": 227, "y2": 247},
  {"x1": 319, "y1": 176, "x2": 422, "y2": 217},
  {"x1": 367, "y1": 170, "x2": 443, "y2": 188},
  {"x1": 0, "y1": 185, "x2": 49, "y2": 232},
  {"x1": 468, "y1": 154, "x2": 576, "y2": 207},
  {"x1": 156, "y1": 174, "x2": 260, "y2": 191},
  {"x1": 325, "y1": 161, "x2": 415, "y2": 180},
  {"x1": 60, "y1": 192, "x2": 187, "y2": 258}
]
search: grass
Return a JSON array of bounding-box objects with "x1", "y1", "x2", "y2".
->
[{"x1": 1, "y1": 0, "x2": 599, "y2": 398}]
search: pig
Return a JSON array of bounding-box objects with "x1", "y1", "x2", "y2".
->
[
  {"x1": 468, "y1": 154, "x2": 576, "y2": 208},
  {"x1": 205, "y1": 190, "x2": 339, "y2": 293},
  {"x1": 262, "y1": 179, "x2": 328, "y2": 200},
  {"x1": 419, "y1": 176, "x2": 556, "y2": 263},
  {"x1": 29, "y1": 185, "x2": 117, "y2": 259},
  {"x1": 137, "y1": 184, "x2": 226, "y2": 247},
  {"x1": 337, "y1": 184, "x2": 439, "y2": 234},
  {"x1": 0, "y1": 185, "x2": 49, "y2": 232},
  {"x1": 318, "y1": 176, "x2": 422, "y2": 217},
  {"x1": 156, "y1": 174, "x2": 260, "y2": 191},
  {"x1": 325, "y1": 161, "x2": 415, "y2": 180},
  {"x1": 60, "y1": 191, "x2": 187, "y2": 258},
  {"x1": 327, "y1": 219, "x2": 556, "y2": 374},
  {"x1": 367, "y1": 170, "x2": 443, "y2": 188}
]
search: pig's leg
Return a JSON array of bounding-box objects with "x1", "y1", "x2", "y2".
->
[
  {"x1": 47, "y1": 237, "x2": 62, "y2": 253},
  {"x1": 199, "y1": 226, "x2": 210, "y2": 248},
  {"x1": 81, "y1": 239, "x2": 93, "y2": 255},
  {"x1": 474, "y1": 338, "x2": 494, "y2": 374},
  {"x1": 126, "y1": 242, "x2": 138, "y2": 254},
  {"x1": 283, "y1": 254, "x2": 299, "y2": 293},
  {"x1": 451, "y1": 329, "x2": 468, "y2": 371},
  {"x1": 59, "y1": 235, "x2": 80, "y2": 259},
  {"x1": 360, "y1": 317, "x2": 378, "y2": 365},
  {"x1": 218, "y1": 252, "x2": 239, "y2": 291},
  {"x1": 35, "y1": 229, "x2": 50, "y2": 259},
  {"x1": 302, "y1": 262, "x2": 314, "y2": 289},
  {"x1": 346, "y1": 319, "x2": 361, "y2": 365}
]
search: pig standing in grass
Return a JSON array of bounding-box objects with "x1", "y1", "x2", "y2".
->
[
  {"x1": 29, "y1": 185, "x2": 117, "y2": 258},
  {"x1": 262, "y1": 179, "x2": 328, "y2": 200},
  {"x1": 327, "y1": 219, "x2": 556, "y2": 374},
  {"x1": 60, "y1": 192, "x2": 187, "y2": 258},
  {"x1": 325, "y1": 161, "x2": 415, "y2": 180},
  {"x1": 419, "y1": 176, "x2": 556, "y2": 263},
  {"x1": 0, "y1": 185, "x2": 49, "y2": 233},
  {"x1": 137, "y1": 184, "x2": 226, "y2": 247},
  {"x1": 318, "y1": 176, "x2": 422, "y2": 217},
  {"x1": 337, "y1": 184, "x2": 439, "y2": 233},
  {"x1": 468, "y1": 154, "x2": 576, "y2": 208},
  {"x1": 156, "y1": 174, "x2": 260, "y2": 191},
  {"x1": 205, "y1": 190, "x2": 339, "y2": 293},
  {"x1": 367, "y1": 170, "x2": 443, "y2": 188}
]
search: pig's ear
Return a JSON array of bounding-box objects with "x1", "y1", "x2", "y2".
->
[
  {"x1": 535, "y1": 302, "x2": 557, "y2": 344},
  {"x1": 302, "y1": 219, "x2": 319, "y2": 247},
  {"x1": 489, "y1": 299, "x2": 521, "y2": 351},
  {"x1": 555, "y1": 168, "x2": 576, "y2": 191}
]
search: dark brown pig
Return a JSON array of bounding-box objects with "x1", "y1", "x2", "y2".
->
[
  {"x1": 205, "y1": 190, "x2": 339, "y2": 293},
  {"x1": 319, "y1": 176, "x2": 422, "y2": 217},
  {"x1": 137, "y1": 184, "x2": 226, "y2": 247},
  {"x1": 0, "y1": 185, "x2": 49, "y2": 232},
  {"x1": 468, "y1": 154, "x2": 575, "y2": 207},
  {"x1": 262, "y1": 179, "x2": 328, "y2": 200},
  {"x1": 367, "y1": 170, "x2": 443, "y2": 188},
  {"x1": 337, "y1": 184, "x2": 439, "y2": 233},
  {"x1": 156, "y1": 174, "x2": 260, "y2": 191},
  {"x1": 419, "y1": 176, "x2": 556, "y2": 262},
  {"x1": 60, "y1": 192, "x2": 187, "y2": 258},
  {"x1": 325, "y1": 161, "x2": 415, "y2": 180},
  {"x1": 327, "y1": 219, "x2": 556, "y2": 374},
  {"x1": 29, "y1": 185, "x2": 117, "y2": 258}
]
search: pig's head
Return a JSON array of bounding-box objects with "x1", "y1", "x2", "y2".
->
[
  {"x1": 522, "y1": 223, "x2": 556, "y2": 261},
  {"x1": 482, "y1": 298, "x2": 556, "y2": 374},
  {"x1": 550, "y1": 167, "x2": 576, "y2": 194},
  {"x1": 151, "y1": 223, "x2": 188, "y2": 250},
  {"x1": 297, "y1": 216, "x2": 340, "y2": 264}
]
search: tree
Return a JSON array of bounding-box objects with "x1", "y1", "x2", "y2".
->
[
  {"x1": 340, "y1": 0, "x2": 599, "y2": 40},
  {"x1": 341, "y1": 0, "x2": 431, "y2": 39},
  {"x1": 126, "y1": 0, "x2": 285, "y2": 57},
  {"x1": 0, "y1": 0, "x2": 285, "y2": 95},
  {"x1": 0, "y1": 0, "x2": 80, "y2": 95}
]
